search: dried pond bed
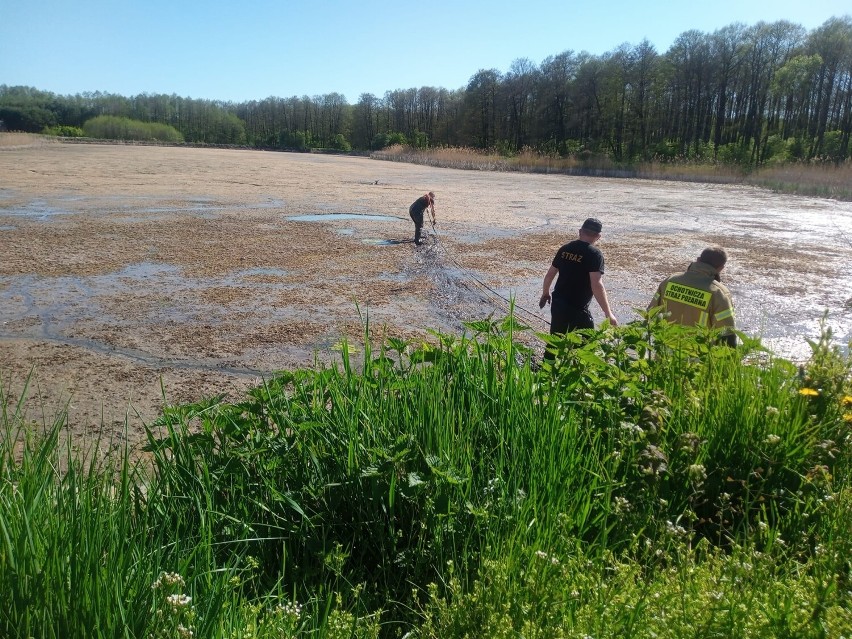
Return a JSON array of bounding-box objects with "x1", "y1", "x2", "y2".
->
[{"x1": 1, "y1": 143, "x2": 851, "y2": 451}]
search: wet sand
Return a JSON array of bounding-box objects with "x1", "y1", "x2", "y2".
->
[{"x1": 1, "y1": 142, "x2": 851, "y2": 452}]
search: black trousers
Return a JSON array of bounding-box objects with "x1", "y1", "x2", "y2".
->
[
  {"x1": 409, "y1": 206, "x2": 424, "y2": 243},
  {"x1": 545, "y1": 299, "x2": 593, "y2": 359},
  {"x1": 549, "y1": 298, "x2": 593, "y2": 335}
]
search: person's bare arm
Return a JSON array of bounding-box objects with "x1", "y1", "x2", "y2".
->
[
  {"x1": 539, "y1": 265, "x2": 558, "y2": 308},
  {"x1": 590, "y1": 271, "x2": 618, "y2": 326}
]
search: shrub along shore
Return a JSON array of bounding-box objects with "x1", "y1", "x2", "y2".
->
[{"x1": 2, "y1": 315, "x2": 851, "y2": 638}]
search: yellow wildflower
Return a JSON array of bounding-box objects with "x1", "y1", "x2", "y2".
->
[
  {"x1": 844, "y1": 413, "x2": 852, "y2": 423},
  {"x1": 799, "y1": 388, "x2": 819, "y2": 397},
  {"x1": 842, "y1": 395, "x2": 852, "y2": 406}
]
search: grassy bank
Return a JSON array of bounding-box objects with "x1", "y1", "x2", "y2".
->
[
  {"x1": 2, "y1": 316, "x2": 851, "y2": 638},
  {"x1": 372, "y1": 146, "x2": 852, "y2": 201}
]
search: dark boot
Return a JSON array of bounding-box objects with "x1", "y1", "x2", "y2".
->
[{"x1": 414, "y1": 226, "x2": 423, "y2": 245}]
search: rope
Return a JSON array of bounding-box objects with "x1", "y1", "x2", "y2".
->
[
  {"x1": 828, "y1": 206, "x2": 852, "y2": 250},
  {"x1": 425, "y1": 218, "x2": 551, "y2": 329}
]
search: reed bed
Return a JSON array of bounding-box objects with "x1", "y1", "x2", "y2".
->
[
  {"x1": 0, "y1": 132, "x2": 56, "y2": 148},
  {"x1": 746, "y1": 162, "x2": 852, "y2": 200},
  {"x1": 2, "y1": 316, "x2": 851, "y2": 638},
  {"x1": 372, "y1": 146, "x2": 852, "y2": 201}
]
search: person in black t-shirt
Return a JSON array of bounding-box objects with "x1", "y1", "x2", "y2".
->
[
  {"x1": 408, "y1": 191, "x2": 435, "y2": 245},
  {"x1": 539, "y1": 217, "x2": 618, "y2": 340}
]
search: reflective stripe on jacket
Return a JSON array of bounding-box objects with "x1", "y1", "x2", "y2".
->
[{"x1": 650, "y1": 261, "x2": 735, "y2": 331}]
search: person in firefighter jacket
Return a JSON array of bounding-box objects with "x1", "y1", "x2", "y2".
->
[{"x1": 648, "y1": 246, "x2": 736, "y2": 347}]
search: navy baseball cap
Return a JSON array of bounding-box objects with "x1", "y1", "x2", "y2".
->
[{"x1": 581, "y1": 217, "x2": 602, "y2": 233}]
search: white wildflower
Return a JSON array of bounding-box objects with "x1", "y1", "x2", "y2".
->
[
  {"x1": 614, "y1": 496, "x2": 632, "y2": 514},
  {"x1": 151, "y1": 571, "x2": 185, "y2": 590},
  {"x1": 665, "y1": 520, "x2": 687, "y2": 536},
  {"x1": 688, "y1": 464, "x2": 706, "y2": 482},
  {"x1": 166, "y1": 594, "x2": 192, "y2": 609},
  {"x1": 278, "y1": 600, "x2": 303, "y2": 618}
]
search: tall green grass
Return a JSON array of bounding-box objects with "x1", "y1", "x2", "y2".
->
[{"x1": 1, "y1": 315, "x2": 851, "y2": 637}]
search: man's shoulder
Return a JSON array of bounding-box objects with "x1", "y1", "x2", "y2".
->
[
  {"x1": 555, "y1": 240, "x2": 584, "y2": 254},
  {"x1": 667, "y1": 270, "x2": 713, "y2": 287},
  {"x1": 656, "y1": 273, "x2": 679, "y2": 289},
  {"x1": 712, "y1": 281, "x2": 733, "y2": 297},
  {"x1": 658, "y1": 271, "x2": 696, "y2": 291},
  {"x1": 566, "y1": 240, "x2": 601, "y2": 256}
]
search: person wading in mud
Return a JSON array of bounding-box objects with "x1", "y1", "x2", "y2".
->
[
  {"x1": 408, "y1": 191, "x2": 435, "y2": 245},
  {"x1": 648, "y1": 246, "x2": 736, "y2": 347},
  {"x1": 539, "y1": 217, "x2": 618, "y2": 358}
]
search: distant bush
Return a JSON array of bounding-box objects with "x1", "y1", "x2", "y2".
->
[
  {"x1": 83, "y1": 115, "x2": 183, "y2": 143},
  {"x1": 788, "y1": 136, "x2": 806, "y2": 160},
  {"x1": 43, "y1": 125, "x2": 84, "y2": 137},
  {"x1": 329, "y1": 133, "x2": 351, "y2": 152},
  {"x1": 821, "y1": 130, "x2": 844, "y2": 161},
  {"x1": 277, "y1": 129, "x2": 310, "y2": 150},
  {"x1": 762, "y1": 134, "x2": 791, "y2": 164},
  {"x1": 411, "y1": 130, "x2": 429, "y2": 149},
  {"x1": 716, "y1": 142, "x2": 752, "y2": 167},
  {"x1": 537, "y1": 138, "x2": 584, "y2": 158},
  {"x1": 652, "y1": 140, "x2": 679, "y2": 161},
  {"x1": 371, "y1": 131, "x2": 408, "y2": 150}
]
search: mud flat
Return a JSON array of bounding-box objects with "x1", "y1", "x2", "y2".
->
[{"x1": 1, "y1": 142, "x2": 851, "y2": 451}]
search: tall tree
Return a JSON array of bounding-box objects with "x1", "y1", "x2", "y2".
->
[
  {"x1": 352, "y1": 93, "x2": 380, "y2": 149},
  {"x1": 537, "y1": 50, "x2": 580, "y2": 151},
  {"x1": 502, "y1": 58, "x2": 538, "y2": 151},
  {"x1": 806, "y1": 16, "x2": 852, "y2": 157},
  {"x1": 462, "y1": 69, "x2": 501, "y2": 148},
  {"x1": 709, "y1": 23, "x2": 748, "y2": 157},
  {"x1": 665, "y1": 29, "x2": 713, "y2": 157}
]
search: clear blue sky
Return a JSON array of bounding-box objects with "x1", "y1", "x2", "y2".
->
[{"x1": 1, "y1": 0, "x2": 849, "y2": 104}]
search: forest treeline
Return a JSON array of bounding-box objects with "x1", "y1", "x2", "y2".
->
[{"x1": 2, "y1": 16, "x2": 851, "y2": 165}]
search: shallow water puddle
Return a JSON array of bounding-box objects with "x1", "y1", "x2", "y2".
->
[
  {"x1": 287, "y1": 213, "x2": 399, "y2": 222},
  {"x1": 0, "y1": 262, "x2": 294, "y2": 341},
  {"x1": 3, "y1": 200, "x2": 74, "y2": 220},
  {"x1": 361, "y1": 238, "x2": 415, "y2": 245}
]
